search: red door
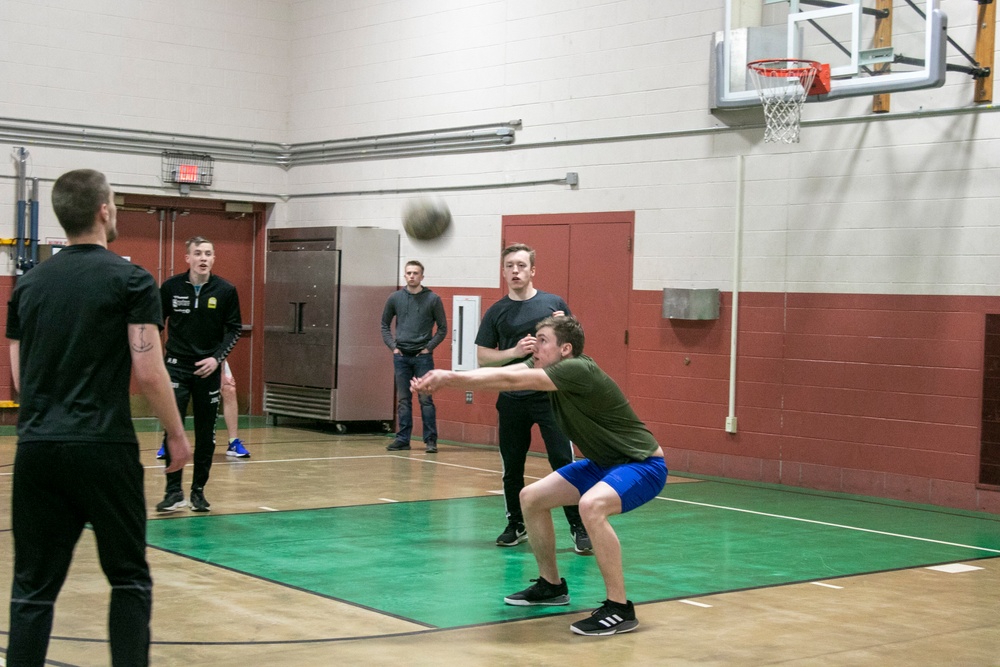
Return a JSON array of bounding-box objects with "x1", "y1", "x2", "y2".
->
[
  {"x1": 114, "y1": 205, "x2": 258, "y2": 415},
  {"x1": 566, "y1": 221, "x2": 631, "y2": 389},
  {"x1": 504, "y1": 214, "x2": 632, "y2": 391}
]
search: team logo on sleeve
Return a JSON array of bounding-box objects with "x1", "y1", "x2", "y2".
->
[{"x1": 208, "y1": 297, "x2": 217, "y2": 309}]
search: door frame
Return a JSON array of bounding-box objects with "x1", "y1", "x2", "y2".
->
[{"x1": 116, "y1": 193, "x2": 269, "y2": 415}]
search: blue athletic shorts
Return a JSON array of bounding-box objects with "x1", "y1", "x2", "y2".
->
[{"x1": 557, "y1": 456, "x2": 668, "y2": 513}]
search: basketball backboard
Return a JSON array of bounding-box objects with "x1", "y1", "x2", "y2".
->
[{"x1": 711, "y1": 0, "x2": 947, "y2": 108}]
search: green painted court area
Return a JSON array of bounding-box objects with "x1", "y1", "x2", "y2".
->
[{"x1": 145, "y1": 480, "x2": 1000, "y2": 629}]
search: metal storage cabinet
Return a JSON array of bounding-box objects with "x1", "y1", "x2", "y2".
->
[{"x1": 263, "y1": 226, "x2": 398, "y2": 429}]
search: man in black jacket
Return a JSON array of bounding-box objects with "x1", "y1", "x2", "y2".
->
[
  {"x1": 155, "y1": 236, "x2": 242, "y2": 513},
  {"x1": 380, "y1": 260, "x2": 447, "y2": 452}
]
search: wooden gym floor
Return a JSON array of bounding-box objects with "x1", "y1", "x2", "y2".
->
[{"x1": 1, "y1": 425, "x2": 999, "y2": 666}]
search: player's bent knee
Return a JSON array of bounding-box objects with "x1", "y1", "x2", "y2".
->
[
  {"x1": 520, "y1": 483, "x2": 555, "y2": 513},
  {"x1": 519, "y1": 484, "x2": 539, "y2": 510},
  {"x1": 578, "y1": 491, "x2": 620, "y2": 521}
]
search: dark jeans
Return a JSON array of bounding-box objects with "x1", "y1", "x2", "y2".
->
[
  {"x1": 496, "y1": 392, "x2": 582, "y2": 528},
  {"x1": 162, "y1": 359, "x2": 221, "y2": 494},
  {"x1": 393, "y1": 352, "x2": 437, "y2": 444},
  {"x1": 8, "y1": 441, "x2": 151, "y2": 667}
]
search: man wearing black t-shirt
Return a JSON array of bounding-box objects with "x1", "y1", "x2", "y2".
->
[
  {"x1": 155, "y1": 236, "x2": 242, "y2": 514},
  {"x1": 6, "y1": 169, "x2": 191, "y2": 665},
  {"x1": 475, "y1": 244, "x2": 589, "y2": 554}
]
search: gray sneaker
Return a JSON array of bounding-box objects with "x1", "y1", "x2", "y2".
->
[
  {"x1": 189, "y1": 488, "x2": 211, "y2": 513},
  {"x1": 155, "y1": 490, "x2": 187, "y2": 513},
  {"x1": 572, "y1": 526, "x2": 593, "y2": 554},
  {"x1": 504, "y1": 577, "x2": 570, "y2": 606}
]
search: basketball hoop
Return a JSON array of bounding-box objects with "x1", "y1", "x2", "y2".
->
[{"x1": 747, "y1": 59, "x2": 825, "y2": 144}]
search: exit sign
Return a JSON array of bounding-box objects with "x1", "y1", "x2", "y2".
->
[{"x1": 176, "y1": 164, "x2": 200, "y2": 183}]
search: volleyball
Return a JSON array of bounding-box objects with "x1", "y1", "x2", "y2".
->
[{"x1": 402, "y1": 198, "x2": 451, "y2": 241}]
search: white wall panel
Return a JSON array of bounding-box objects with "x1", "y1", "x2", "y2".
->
[{"x1": 1, "y1": 0, "x2": 290, "y2": 139}]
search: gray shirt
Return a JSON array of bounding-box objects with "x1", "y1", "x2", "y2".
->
[{"x1": 381, "y1": 287, "x2": 447, "y2": 354}]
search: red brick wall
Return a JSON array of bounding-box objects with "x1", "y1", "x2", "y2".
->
[{"x1": 629, "y1": 291, "x2": 1000, "y2": 513}]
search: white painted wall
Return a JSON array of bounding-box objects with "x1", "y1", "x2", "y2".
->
[
  {"x1": 0, "y1": 0, "x2": 290, "y2": 137},
  {"x1": 0, "y1": 0, "x2": 996, "y2": 295},
  {"x1": 0, "y1": 0, "x2": 292, "y2": 272}
]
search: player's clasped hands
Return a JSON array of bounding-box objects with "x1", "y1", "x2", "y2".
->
[
  {"x1": 412, "y1": 369, "x2": 449, "y2": 395},
  {"x1": 515, "y1": 334, "x2": 537, "y2": 355}
]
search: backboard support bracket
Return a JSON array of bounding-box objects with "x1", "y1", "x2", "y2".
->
[{"x1": 974, "y1": 0, "x2": 996, "y2": 103}]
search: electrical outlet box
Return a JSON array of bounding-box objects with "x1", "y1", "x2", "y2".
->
[
  {"x1": 465, "y1": 391, "x2": 473, "y2": 404},
  {"x1": 725, "y1": 416, "x2": 737, "y2": 433}
]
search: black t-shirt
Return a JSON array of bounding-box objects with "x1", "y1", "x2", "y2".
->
[
  {"x1": 476, "y1": 290, "x2": 570, "y2": 398},
  {"x1": 6, "y1": 244, "x2": 162, "y2": 444}
]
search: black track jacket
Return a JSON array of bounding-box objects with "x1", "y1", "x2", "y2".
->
[{"x1": 160, "y1": 272, "x2": 242, "y2": 364}]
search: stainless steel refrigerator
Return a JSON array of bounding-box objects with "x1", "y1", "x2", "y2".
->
[{"x1": 263, "y1": 226, "x2": 398, "y2": 429}]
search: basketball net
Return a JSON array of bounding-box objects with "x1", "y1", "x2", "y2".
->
[{"x1": 747, "y1": 59, "x2": 820, "y2": 144}]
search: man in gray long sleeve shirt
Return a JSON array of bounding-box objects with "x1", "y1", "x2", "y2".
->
[{"x1": 381, "y1": 260, "x2": 447, "y2": 452}]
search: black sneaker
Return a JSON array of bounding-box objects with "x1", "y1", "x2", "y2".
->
[
  {"x1": 504, "y1": 577, "x2": 570, "y2": 606},
  {"x1": 496, "y1": 521, "x2": 527, "y2": 547},
  {"x1": 386, "y1": 441, "x2": 410, "y2": 451},
  {"x1": 425, "y1": 442, "x2": 437, "y2": 453},
  {"x1": 570, "y1": 600, "x2": 638, "y2": 636},
  {"x1": 572, "y1": 525, "x2": 593, "y2": 554},
  {"x1": 189, "y1": 488, "x2": 211, "y2": 513},
  {"x1": 155, "y1": 490, "x2": 187, "y2": 513}
]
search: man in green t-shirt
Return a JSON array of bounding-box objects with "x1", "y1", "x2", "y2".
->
[{"x1": 413, "y1": 315, "x2": 668, "y2": 636}]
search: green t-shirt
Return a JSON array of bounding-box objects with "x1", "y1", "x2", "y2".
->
[{"x1": 538, "y1": 355, "x2": 660, "y2": 467}]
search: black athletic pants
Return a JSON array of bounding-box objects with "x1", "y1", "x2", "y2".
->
[
  {"x1": 162, "y1": 358, "x2": 221, "y2": 494},
  {"x1": 8, "y1": 441, "x2": 151, "y2": 667},
  {"x1": 496, "y1": 392, "x2": 582, "y2": 528}
]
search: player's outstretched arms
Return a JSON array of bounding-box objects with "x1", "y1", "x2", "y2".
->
[{"x1": 413, "y1": 365, "x2": 555, "y2": 395}]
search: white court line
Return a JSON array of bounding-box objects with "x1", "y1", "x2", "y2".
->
[
  {"x1": 137, "y1": 452, "x2": 527, "y2": 481},
  {"x1": 811, "y1": 582, "x2": 844, "y2": 589},
  {"x1": 656, "y1": 496, "x2": 1000, "y2": 555},
  {"x1": 142, "y1": 454, "x2": 391, "y2": 471},
  {"x1": 927, "y1": 563, "x2": 984, "y2": 573},
  {"x1": 679, "y1": 599, "x2": 712, "y2": 608}
]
